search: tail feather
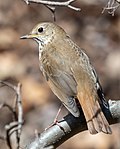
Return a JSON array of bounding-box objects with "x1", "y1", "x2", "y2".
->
[
  {"x1": 96, "y1": 100, "x2": 112, "y2": 134},
  {"x1": 77, "y1": 88, "x2": 112, "y2": 134}
]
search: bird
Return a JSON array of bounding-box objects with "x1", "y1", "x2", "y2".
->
[{"x1": 21, "y1": 22, "x2": 112, "y2": 134}]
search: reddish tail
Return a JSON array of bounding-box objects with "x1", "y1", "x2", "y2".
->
[{"x1": 77, "y1": 87, "x2": 112, "y2": 134}]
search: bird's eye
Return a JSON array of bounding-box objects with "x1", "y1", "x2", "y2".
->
[{"x1": 38, "y1": 27, "x2": 44, "y2": 33}]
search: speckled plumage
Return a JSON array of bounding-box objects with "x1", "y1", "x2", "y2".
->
[{"x1": 21, "y1": 22, "x2": 112, "y2": 134}]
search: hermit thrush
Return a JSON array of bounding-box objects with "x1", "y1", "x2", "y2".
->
[{"x1": 21, "y1": 22, "x2": 112, "y2": 134}]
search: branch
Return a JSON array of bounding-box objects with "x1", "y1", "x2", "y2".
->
[
  {"x1": 25, "y1": 99, "x2": 120, "y2": 149},
  {"x1": 0, "y1": 81, "x2": 24, "y2": 149},
  {"x1": 102, "y1": 0, "x2": 120, "y2": 16},
  {"x1": 22, "y1": 0, "x2": 81, "y2": 11}
]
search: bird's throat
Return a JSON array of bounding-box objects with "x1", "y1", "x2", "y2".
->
[{"x1": 39, "y1": 44, "x2": 44, "y2": 60}]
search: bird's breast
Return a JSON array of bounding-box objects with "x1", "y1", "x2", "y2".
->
[{"x1": 39, "y1": 48, "x2": 77, "y2": 96}]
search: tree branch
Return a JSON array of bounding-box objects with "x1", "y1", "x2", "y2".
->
[
  {"x1": 102, "y1": 0, "x2": 120, "y2": 16},
  {"x1": 25, "y1": 99, "x2": 120, "y2": 149},
  {"x1": 0, "y1": 81, "x2": 24, "y2": 149},
  {"x1": 22, "y1": 0, "x2": 81, "y2": 11}
]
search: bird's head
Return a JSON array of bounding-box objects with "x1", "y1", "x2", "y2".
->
[{"x1": 20, "y1": 22, "x2": 66, "y2": 47}]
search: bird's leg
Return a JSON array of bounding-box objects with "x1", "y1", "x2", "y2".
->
[
  {"x1": 53, "y1": 104, "x2": 63, "y2": 123},
  {"x1": 45, "y1": 104, "x2": 63, "y2": 130}
]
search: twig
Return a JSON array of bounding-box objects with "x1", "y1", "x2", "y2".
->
[
  {"x1": 0, "y1": 81, "x2": 23, "y2": 149},
  {"x1": 25, "y1": 99, "x2": 120, "y2": 149},
  {"x1": 5, "y1": 122, "x2": 20, "y2": 149},
  {"x1": 23, "y1": 0, "x2": 81, "y2": 11},
  {"x1": 0, "y1": 103, "x2": 16, "y2": 115},
  {"x1": 102, "y1": 0, "x2": 120, "y2": 16},
  {"x1": 22, "y1": 0, "x2": 80, "y2": 21},
  {"x1": 16, "y1": 83, "x2": 23, "y2": 149},
  {"x1": 45, "y1": 5, "x2": 56, "y2": 22}
]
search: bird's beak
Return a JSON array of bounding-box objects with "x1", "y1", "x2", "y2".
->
[{"x1": 20, "y1": 34, "x2": 37, "y2": 39}]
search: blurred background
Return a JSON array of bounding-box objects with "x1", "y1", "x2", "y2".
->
[{"x1": 0, "y1": 0, "x2": 120, "y2": 148}]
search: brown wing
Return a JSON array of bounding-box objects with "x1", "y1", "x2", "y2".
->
[
  {"x1": 71, "y1": 47, "x2": 112, "y2": 134},
  {"x1": 40, "y1": 47, "x2": 80, "y2": 117},
  {"x1": 40, "y1": 36, "x2": 111, "y2": 134}
]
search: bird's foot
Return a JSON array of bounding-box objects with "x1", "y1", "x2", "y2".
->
[
  {"x1": 45, "y1": 119, "x2": 60, "y2": 131},
  {"x1": 45, "y1": 104, "x2": 64, "y2": 131}
]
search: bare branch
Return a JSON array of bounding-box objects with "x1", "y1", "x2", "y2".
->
[
  {"x1": 22, "y1": 0, "x2": 81, "y2": 11},
  {"x1": 21, "y1": 0, "x2": 80, "y2": 22},
  {"x1": 0, "y1": 103, "x2": 15, "y2": 115},
  {"x1": 0, "y1": 81, "x2": 17, "y2": 92},
  {"x1": 0, "y1": 81, "x2": 24, "y2": 149},
  {"x1": 25, "y1": 99, "x2": 120, "y2": 149},
  {"x1": 5, "y1": 122, "x2": 20, "y2": 149},
  {"x1": 16, "y1": 83, "x2": 23, "y2": 148},
  {"x1": 102, "y1": 0, "x2": 120, "y2": 16}
]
